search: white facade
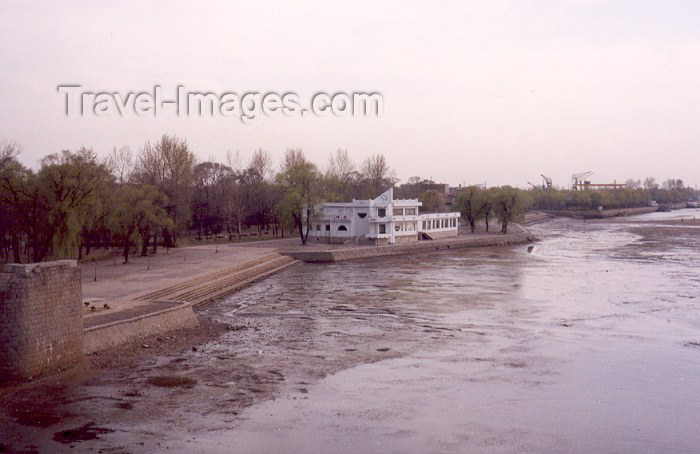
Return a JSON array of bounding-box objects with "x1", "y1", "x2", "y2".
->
[{"x1": 307, "y1": 188, "x2": 460, "y2": 245}]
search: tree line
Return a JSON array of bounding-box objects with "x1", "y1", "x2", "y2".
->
[
  {"x1": 2, "y1": 135, "x2": 696, "y2": 263},
  {"x1": 0, "y1": 137, "x2": 399, "y2": 263},
  {"x1": 528, "y1": 178, "x2": 696, "y2": 212},
  {"x1": 454, "y1": 186, "x2": 531, "y2": 234}
]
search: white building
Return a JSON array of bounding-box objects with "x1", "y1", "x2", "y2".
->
[{"x1": 307, "y1": 188, "x2": 461, "y2": 245}]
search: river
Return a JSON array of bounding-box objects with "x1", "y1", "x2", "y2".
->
[
  {"x1": 2, "y1": 210, "x2": 699, "y2": 453},
  {"x1": 195, "y1": 210, "x2": 700, "y2": 453}
]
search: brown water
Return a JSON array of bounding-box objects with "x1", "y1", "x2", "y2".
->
[
  {"x1": 193, "y1": 212, "x2": 700, "y2": 453},
  {"x1": 2, "y1": 211, "x2": 699, "y2": 453}
]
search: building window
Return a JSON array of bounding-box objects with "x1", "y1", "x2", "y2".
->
[
  {"x1": 316, "y1": 224, "x2": 320, "y2": 231},
  {"x1": 395, "y1": 223, "x2": 401, "y2": 232},
  {"x1": 379, "y1": 224, "x2": 386, "y2": 234},
  {"x1": 405, "y1": 208, "x2": 416, "y2": 215},
  {"x1": 358, "y1": 212, "x2": 367, "y2": 219},
  {"x1": 338, "y1": 225, "x2": 348, "y2": 231},
  {"x1": 393, "y1": 208, "x2": 404, "y2": 216},
  {"x1": 378, "y1": 208, "x2": 386, "y2": 218},
  {"x1": 325, "y1": 224, "x2": 330, "y2": 231}
]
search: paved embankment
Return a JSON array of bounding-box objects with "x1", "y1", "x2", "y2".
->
[
  {"x1": 83, "y1": 302, "x2": 199, "y2": 354},
  {"x1": 547, "y1": 206, "x2": 658, "y2": 219},
  {"x1": 81, "y1": 245, "x2": 298, "y2": 353},
  {"x1": 283, "y1": 229, "x2": 535, "y2": 263},
  {"x1": 522, "y1": 212, "x2": 555, "y2": 225},
  {"x1": 132, "y1": 253, "x2": 298, "y2": 309}
]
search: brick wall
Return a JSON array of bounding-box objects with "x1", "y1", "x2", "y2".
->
[{"x1": 0, "y1": 260, "x2": 83, "y2": 382}]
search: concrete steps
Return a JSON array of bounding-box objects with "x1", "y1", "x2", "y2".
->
[
  {"x1": 192, "y1": 258, "x2": 297, "y2": 309},
  {"x1": 181, "y1": 256, "x2": 296, "y2": 306},
  {"x1": 136, "y1": 253, "x2": 281, "y2": 301},
  {"x1": 135, "y1": 253, "x2": 298, "y2": 308}
]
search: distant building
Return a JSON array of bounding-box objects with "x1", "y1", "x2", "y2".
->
[
  {"x1": 307, "y1": 188, "x2": 460, "y2": 245},
  {"x1": 446, "y1": 186, "x2": 462, "y2": 211},
  {"x1": 397, "y1": 180, "x2": 469, "y2": 211}
]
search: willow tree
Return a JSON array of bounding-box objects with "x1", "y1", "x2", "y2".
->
[
  {"x1": 0, "y1": 145, "x2": 24, "y2": 262},
  {"x1": 135, "y1": 135, "x2": 196, "y2": 246},
  {"x1": 478, "y1": 188, "x2": 496, "y2": 232},
  {"x1": 493, "y1": 186, "x2": 531, "y2": 234},
  {"x1": 455, "y1": 186, "x2": 481, "y2": 233},
  {"x1": 1, "y1": 148, "x2": 111, "y2": 262},
  {"x1": 110, "y1": 185, "x2": 172, "y2": 263},
  {"x1": 276, "y1": 149, "x2": 320, "y2": 245},
  {"x1": 418, "y1": 189, "x2": 445, "y2": 212}
]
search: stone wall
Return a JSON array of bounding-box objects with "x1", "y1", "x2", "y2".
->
[
  {"x1": 284, "y1": 230, "x2": 536, "y2": 263},
  {"x1": 84, "y1": 302, "x2": 199, "y2": 354},
  {"x1": 0, "y1": 260, "x2": 83, "y2": 382}
]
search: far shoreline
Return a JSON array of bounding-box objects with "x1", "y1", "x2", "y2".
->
[{"x1": 283, "y1": 226, "x2": 536, "y2": 263}]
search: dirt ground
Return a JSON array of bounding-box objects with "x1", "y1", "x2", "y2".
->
[{"x1": 80, "y1": 242, "x2": 280, "y2": 304}]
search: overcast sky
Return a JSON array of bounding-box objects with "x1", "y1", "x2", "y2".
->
[{"x1": 2, "y1": 0, "x2": 699, "y2": 188}]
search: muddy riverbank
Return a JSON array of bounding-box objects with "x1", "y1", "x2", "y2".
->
[{"x1": 2, "y1": 209, "x2": 699, "y2": 453}]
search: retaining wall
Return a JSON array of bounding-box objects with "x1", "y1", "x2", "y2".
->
[
  {"x1": 0, "y1": 260, "x2": 83, "y2": 382},
  {"x1": 285, "y1": 231, "x2": 535, "y2": 263},
  {"x1": 83, "y1": 302, "x2": 199, "y2": 354},
  {"x1": 547, "y1": 206, "x2": 658, "y2": 219}
]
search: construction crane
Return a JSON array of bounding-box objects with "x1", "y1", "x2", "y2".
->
[
  {"x1": 527, "y1": 181, "x2": 539, "y2": 189},
  {"x1": 572, "y1": 171, "x2": 594, "y2": 190},
  {"x1": 541, "y1": 174, "x2": 553, "y2": 189}
]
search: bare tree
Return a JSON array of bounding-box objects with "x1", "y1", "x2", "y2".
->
[
  {"x1": 360, "y1": 154, "x2": 396, "y2": 196},
  {"x1": 326, "y1": 148, "x2": 355, "y2": 182},
  {"x1": 226, "y1": 149, "x2": 242, "y2": 172},
  {"x1": 134, "y1": 141, "x2": 165, "y2": 185},
  {"x1": 643, "y1": 177, "x2": 658, "y2": 190},
  {"x1": 134, "y1": 135, "x2": 196, "y2": 245},
  {"x1": 107, "y1": 145, "x2": 134, "y2": 186},
  {"x1": 283, "y1": 148, "x2": 307, "y2": 170},
  {"x1": 662, "y1": 178, "x2": 683, "y2": 190},
  {"x1": 625, "y1": 179, "x2": 641, "y2": 189},
  {"x1": 0, "y1": 139, "x2": 22, "y2": 171},
  {"x1": 191, "y1": 160, "x2": 228, "y2": 240},
  {"x1": 249, "y1": 148, "x2": 273, "y2": 182},
  {"x1": 247, "y1": 149, "x2": 275, "y2": 234}
]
